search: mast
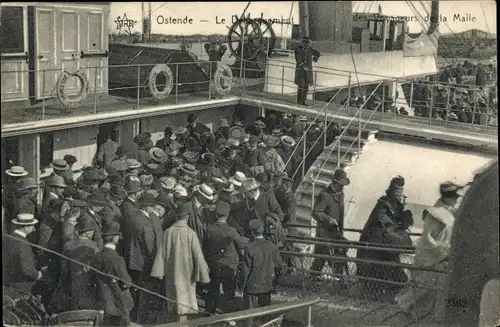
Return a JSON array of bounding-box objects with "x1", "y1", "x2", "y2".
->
[
  {"x1": 299, "y1": 1, "x2": 309, "y2": 38},
  {"x1": 148, "y1": 2, "x2": 152, "y2": 42},
  {"x1": 141, "y1": 2, "x2": 146, "y2": 42}
]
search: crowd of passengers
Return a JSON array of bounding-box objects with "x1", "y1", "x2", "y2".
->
[{"x1": 2, "y1": 111, "x2": 467, "y2": 326}]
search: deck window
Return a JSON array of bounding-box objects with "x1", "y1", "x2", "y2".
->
[{"x1": 0, "y1": 6, "x2": 25, "y2": 54}]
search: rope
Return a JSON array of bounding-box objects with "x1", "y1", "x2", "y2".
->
[{"x1": 2, "y1": 233, "x2": 208, "y2": 315}]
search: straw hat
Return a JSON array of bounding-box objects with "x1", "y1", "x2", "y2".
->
[
  {"x1": 149, "y1": 147, "x2": 168, "y2": 163},
  {"x1": 50, "y1": 159, "x2": 69, "y2": 171},
  {"x1": 12, "y1": 213, "x2": 38, "y2": 226},
  {"x1": 5, "y1": 166, "x2": 29, "y2": 177},
  {"x1": 241, "y1": 178, "x2": 261, "y2": 192},
  {"x1": 194, "y1": 183, "x2": 215, "y2": 201},
  {"x1": 281, "y1": 135, "x2": 296, "y2": 147},
  {"x1": 229, "y1": 172, "x2": 247, "y2": 187}
]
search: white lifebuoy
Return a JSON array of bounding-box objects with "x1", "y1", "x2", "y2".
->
[
  {"x1": 148, "y1": 64, "x2": 174, "y2": 100},
  {"x1": 55, "y1": 70, "x2": 89, "y2": 108},
  {"x1": 213, "y1": 63, "x2": 233, "y2": 96}
]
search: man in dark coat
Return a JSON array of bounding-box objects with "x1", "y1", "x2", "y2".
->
[
  {"x1": 187, "y1": 113, "x2": 211, "y2": 139},
  {"x1": 101, "y1": 185, "x2": 127, "y2": 225},
  {"x1": 294, "y1": 37, "x2": 320, "y2": 106},
  {"x1": 79, "y1": 192, "x2": 107, "y2": 250},
  {"x1": 203, "y1": 200, "x2": 247, "y2": 313},
  {"x1": 310, "y1": 170, "x2": 350, "y2": 276},
  {"x1": 239, "y1": 178, "x2": 284, "y2": 238},
  {"x1": 240, "y1": 219, "x2": 284, "y2": 311},
  {"x1": 13, "y1": 177, "x2": 40, "y2": 219},
  {"x1": 274, "y1": 176, "x2": 297, "y2": 235},
  {"x1": 155, "y1": 127, "x2": 176, "y2": 151},
  {"x1": 357, "y1": 175, "x2": 410, "y2": 296},
  {"x1": 475, "y1": 63, "x2": 487, "y2": 87},
  {"x1": 4, "y1": 166, "x2": 30, "y2": 228},
  {"x1": 49, "y1": 216, "x2": 99, "y2": 313},
  {"x1": 3, "y1": 213, "x2": 44, "y2": 296},
  {"x1": 185, "y1": 183, "x2": 216, "y2": 242},
  {"x1": 91, "y1": 221, "x2": 134, "y2": 327},
  {"x1": 120, "y1": 177, "x2": 143, "y2": 257}
]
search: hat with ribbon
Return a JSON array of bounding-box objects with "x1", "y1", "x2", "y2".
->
[
  {"x1": 50, "y1": 159, "x2": 70, "y2": 171},
  {"x1": 180, "y1": 163, "x2": 199, "y2": 176},
  {"x1": 331, "y1": 169, "x2": 351, "y2": 186},
  {"x1": 5, "y1": 166, "x2": 29, "y2": 177},
  {"x1": 195, "y1": 183, "x2": 215, "y2": 201},
  {"x1": 234, "y1": 120, "x2": 246, "y2": 127},
  {"x1": 126, "y1": 159, "x2": 141, "y2": 170},
  {"x1": 174, "y1": 184, "x2": 188, "y2": 197},
  {"x1": 219, "y1": 118, "x2": 230, "y2": 127},
  {"x1": 182, "y1": 151, "x2": 199, "y2": 164},
  {"x1": 102, "y1": 221, "x2": 121, "y2": 237},
  {"x1": 175, "y1": 127, "x2": 188, "y2": 135},
  {"x1": 281, "y1": 135, "x2": 296, "y2": 147},
  {"x1": 159, "y1": 177, "x2": 177, "y2": 190},
  {"x1": 241, "y1": 178, "x2": 261, "y2": 192},
  {"x1": 149, "y1": 147, "x2": 168, "y2": 163},
  {"x1": 46, "y1": 175, "x2": 67, "y2": 188},
  {"x1": 11, "y1": 213, "x2": 38, "y2": 226},
  {"x1": 64, "y1": 155, "x2": 78, "y2": 165},
  {"x1": 16, "y1": 178, "x2": 39, "y2": 192},
  {"x1": 212, "y1": 176, "x2": 227, "y2": 185},
  {"x1": 229, "y1": 171, "x2": 247, "y2": 187},
  {"x1": 125, "y1": 175, "x2": 143, "y2": 194},
  {"x1": 75, "y1": 215, "x2": 95, "y2": 233},
  {"x1": 254, "y1": 120, "x2": 266, "y2": 129}
]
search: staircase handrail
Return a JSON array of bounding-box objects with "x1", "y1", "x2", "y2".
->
[
  {"x1": 283, "y1": 78, "x2": 350, "y2": 170},
  {"x1": 311, "y1": 81, "x2": 385, "y2": 186},
  {"x1": 290, "y1": 80, "x2": 385, "y2": 181}
]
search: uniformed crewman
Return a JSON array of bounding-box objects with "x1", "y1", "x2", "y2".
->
[{"x1": 294, "y1": 36, "x2": 320, "y2": 106}]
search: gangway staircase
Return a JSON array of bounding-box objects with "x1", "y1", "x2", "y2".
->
[{"x1": 288, "y1": 82, "x2": 384, "y2": 237}]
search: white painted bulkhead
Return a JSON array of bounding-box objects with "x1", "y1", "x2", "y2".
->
[{"x1": 264, "y1": 51, "x2": 438, "y2": 99}]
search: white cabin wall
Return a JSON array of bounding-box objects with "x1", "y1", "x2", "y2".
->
[{"x1": 52, "y1": 126, "x2": 98, "y2": 170}]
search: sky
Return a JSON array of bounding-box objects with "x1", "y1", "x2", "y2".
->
[{"x1": 109, "y1": 1, "x2": 497, "y2": 37}]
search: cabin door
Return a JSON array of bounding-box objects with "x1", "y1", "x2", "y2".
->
[
  {"x1": 81, "y1": 10, "x2": 107, "y2": 94},
  {"x1": 35, "y1": 7, "x2": 57, "y2": 99},
  {"x1": 58, "y1": 10, "x2": 83, "y2": 97},
  {"x1": 0, "y1": 5, "x2": 30, "y2": 101}
]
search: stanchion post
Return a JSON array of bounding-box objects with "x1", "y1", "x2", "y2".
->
[
  {"x1": 311, "y1": 182, "x2": 315, "y2": 210},
  {"x1": 382, "y1": 82, "x2": 385, "y2": 118},
  {"x1": 302, "y1": 133, "x2": 306, "y2": 179},
  {"x1": 136, "y1": 65, "x2": 141, "y2": 109},
  {"x1": 313, "y1": 71, "x2": 317, "y2": 107},
  {"x1": 409, "y1": 79, "x2": 414, "y2": 112},
  {"x1": 445, "y1": 84, "x2": 451, "y2": 125},
  {"x1": 306, "y1": 304, "x2": 313, "y2": 327},
  {"x1": 337, "y1": 137, "x2": 341, "y2": 168},
  {"x1": 175, "y1": 63, "x2": 179, "y2": 104},
  {"x1": 93, "y1": 66, "x2": 98, "y2": 114},
  {"x1": 429, "y1": 81, "x2": 434, "y2": 125},
  {"x1": 358, "y1": 104, "x2": 361, "y2": 153},
  {"x1": 281, "y1": 66, "x2": 285, "y2": 102},
  {"x1": 471, "y1": 90, "x2": 477, "y2": 127},
  {"x1": 42, "y1": 70, "x2": 46, "y2": 120},
  {"x1": 208, "y1": 62, "x2": 212, "y2": 100},
  {"x1": 347, "y1": 73, "x2": 352, "y2": 110}
]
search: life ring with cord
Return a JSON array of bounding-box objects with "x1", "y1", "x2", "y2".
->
[
  {"x1": 55, "y1": 70, "x2": 89, "y2": 108},
  {"x1": 148, "y1": 64, "x2": 174, "y2": 100},
  {"x1": 213, "y1": 63, "x2": 233, "y2": 96}
]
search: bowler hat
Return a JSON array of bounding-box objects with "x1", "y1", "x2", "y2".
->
[
  {"x1": 201, "y1": 153, "x2": 216, "y2": 166},
  {"x1": 187, "y1": 113, "x2": 197, "y2": 124},
  {"x1": 195, "y1": 183, "x2": 215, "y2": 201},
  {"x1": 5, "y1": 166, "x2": 29, "y2": 177},
  {"x1": 331, "y1": 170, "x2": 350, "y2": 186},
  {"x1": 88, "y1": 192, "x2": 108, "y2": 206},
  {"x1": 125, "y1": 176, "x2": 143, "y2": 194},
  {"x1": 64, "y1": 155, "x2": 78, "y2": 165},
  {"x1": 46, "y1": 175, "x2": 67, "y2": 188},
  {"x1": 149, "y1": 147, "x2": 168, "y2": 163},
  {"x1": 75, "y1": 216, "x2": 95, "y2": 233},
  {"x1": 126, "y1": 159, "x2": 141, "y2": 170},
  {"x1": 176, "y1": 202, "x2": 191, "y2": 217},
  {"x1": 16, "y1": 178, "x2": 38, "y2": 192},
  {"x1": 140, "y1": 192, "x2": 157, "y2": 207},
  {"x1": 249, "y1": 219, "x2": 264, "y2": 233},
  {"x1": 281, "y1": 135, "x2": 296, "y2": 147},
  {"x1": 109, "y1": 185, "x2": 127, "y2": 200},
  {"x1": 241, "y1": 178, "x2": 261, "y2": 192},
  {"x1": 11, "y1": 213, "x2": 38, "y2": 226},
  {"x1": 102, "y1": 221, "x2": 121, "y2": 236},
  {"x1": 155, "y1": 194, "x2": 171, "y2": 209},
  {"x1": 50, "y1": 159, "x2": 69, "y2": 171},
  {"x1": 185, "y1": 137, "x2": 199, "y2": 150},
  {"x1": 215, "y1": 200, "x2": 231, "y2": 216}
]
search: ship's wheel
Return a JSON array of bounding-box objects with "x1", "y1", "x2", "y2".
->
[{"x1": 227, "y1": 17, "x2": 276, "y2": 61}]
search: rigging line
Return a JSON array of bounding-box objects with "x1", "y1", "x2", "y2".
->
[{"x1": 2, "y1": 233, "x2": 208, "y2": 315}]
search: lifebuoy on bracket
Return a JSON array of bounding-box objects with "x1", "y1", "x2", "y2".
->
[
  {"x1": 213, "y1": 63, "x2": 233, "y2": 96},
  {"x1": 148, "y1": 64, "x2": 174, "y2": 100},
  {"x1": 55, "y1": 70, "x2": 89, "y2": 108}
]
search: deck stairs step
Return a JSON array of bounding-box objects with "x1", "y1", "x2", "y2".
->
[
  {"x1": 336, "y1": 136, "x2": 377, "y2": 150},
  {"x1": 341, "y1": 126, "x2": 379, "y2": 141}
]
